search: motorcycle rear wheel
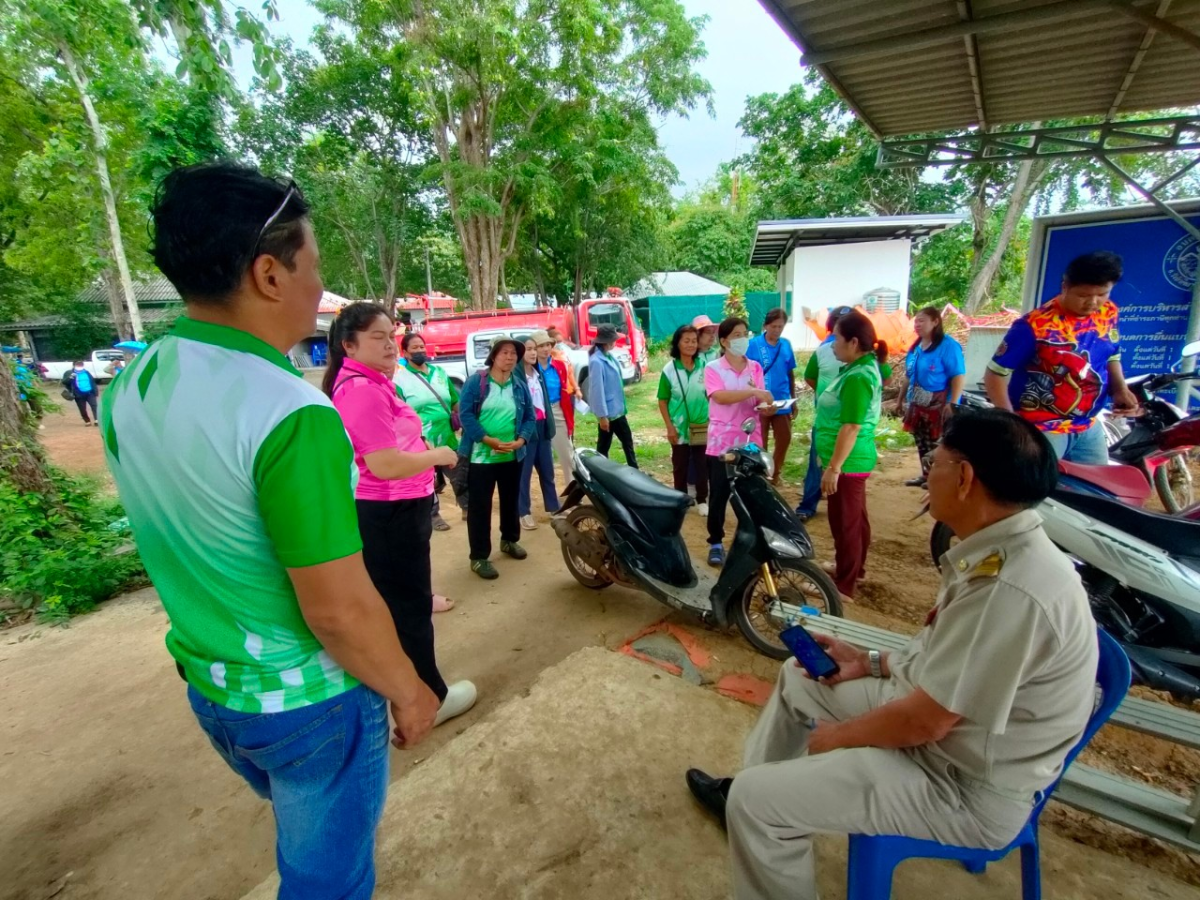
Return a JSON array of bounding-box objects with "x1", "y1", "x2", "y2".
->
[
  {"x1": 735, "y1": 559, "x2": 843, "y2": 660},
  {"x1": 1154, "y1": 453, "x2": 1194, "y2": 513},
  {"x1": 560, "y1": 505, "x2": 613, "y2": 590}
]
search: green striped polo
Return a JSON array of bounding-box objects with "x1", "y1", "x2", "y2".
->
[{"x1": 101, "y1": 317, "x2": 363, "y2": 712}]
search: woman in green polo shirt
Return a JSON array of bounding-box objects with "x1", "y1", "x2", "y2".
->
[
  {"x1": 458, "y1": 337, "x2": 537, "y2": 580},
  {"x1": 816, "y1": 310, "x2": 889, "y2": 601},
  {"x1": 395, "y1": 332, "x2": 464, "y2": 531},
  {"x1": 657, "y1": 324, "x2": 710, "y2": 515}
]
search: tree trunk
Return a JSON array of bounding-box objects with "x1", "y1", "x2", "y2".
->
[
  {"x1": 59, "y1": 41, "x2": 142, "y2": 340},
  {"x1": 0, "y1": 360, "x2": 56, "y2": 495},
  {"x1": 965, "y1": 159, "x2": 1045, "y2": 313},
  {"x1": 98, "y1": 245, "x2": 132, "y2": 338}
]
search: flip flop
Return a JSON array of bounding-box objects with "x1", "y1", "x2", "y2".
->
[{"x1": 433, "y1": 594, "x2": 455, "y2": 613}]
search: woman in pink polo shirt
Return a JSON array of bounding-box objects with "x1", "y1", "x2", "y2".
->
[
  {"x1": 703, "y1": 316, "x2": 775, "y2": 568},
  {"x1": 323, "y1": 303, "x2": 477, "y2": 728}
]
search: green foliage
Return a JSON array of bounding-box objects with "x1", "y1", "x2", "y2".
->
[
  {"x1": 0, "y1": 466, "x2": 145, "y2": 622},
  {"x1": 724, "y1": 286, "x2": 747, "y2": 321}
]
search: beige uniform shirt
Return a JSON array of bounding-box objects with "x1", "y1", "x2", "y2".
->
[{"x1": 887, "y1": 509, "x2": 1098, "y2": 800}]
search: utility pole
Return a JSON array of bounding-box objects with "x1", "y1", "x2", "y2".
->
[{"x1": 425, "y1": 244, "x2": 433, "y2": 295}]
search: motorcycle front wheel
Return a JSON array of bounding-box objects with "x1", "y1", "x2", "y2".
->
[
  {"x1": 1154, "y1": 453, "x2": 1194, "y2": 513},
  {"x1": 560, "y1": 505, "x2": 613, "y2": 590},
  {"x1": 735, "y1": 559, "x2": 843, "y2": 660}
]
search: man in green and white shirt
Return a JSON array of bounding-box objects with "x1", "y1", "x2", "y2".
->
[{"x1": 104, "y1": 162, "x2": 438, "y2": 899}]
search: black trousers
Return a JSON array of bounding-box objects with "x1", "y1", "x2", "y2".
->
[
  {"x1": 467, "y1": 460, "x2": 522, "y2": 560},
  {"x1": 75, "y1": 392, "x2": 98, "y2": 423},
  {"x1": 596, "y1": 415, "x2": 638, "y2": 468},
  {"x1": 671, "y1": 443, "x2": 708, "y2": 502},
  {"x1": 355, "y1": 495, "x2": 448, "y2": 702},
  {"x1": 707, "y1": 455, "x2": 732, "y2": 546}
]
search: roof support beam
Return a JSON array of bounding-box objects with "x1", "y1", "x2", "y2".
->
[
  {"x1": 957, "y1": 0, "x2": 988, "y2": 129},
  {"x1": 877, "y1": 115, "x2": 1200, "y2": 167},
  {"x1": 1108, "y1": 0, "x2": 1172, "y2": 119},
  {"x1": 802, "y1": 0, "x2": 1156, "y2": 67},
  {"x1": 1110, "y1": 0, "x2": 1200, "y2": 53}
]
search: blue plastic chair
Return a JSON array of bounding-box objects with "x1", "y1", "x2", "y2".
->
[{"x1": 845, "y1": 629, "x2": 1130, "y2": 900}]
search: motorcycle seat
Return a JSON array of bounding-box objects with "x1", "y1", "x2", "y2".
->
[
  {"x1": 587, "y1": 452, "x2": 693, "y2": 512},
  {"x1": 1051, "y1": 488, "x2": 1200, "y2": 558},
  {"x1": 1057, "y1": 459, "x2": 1153, "y2": 506},
  {"x1": 586, "y1": 453, "x2": 693, "y2": 538}
]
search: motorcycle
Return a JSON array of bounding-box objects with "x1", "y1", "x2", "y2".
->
[
  {"x1": 1105, "y1": 347, "x2": 1200, "y2": 511},
  {"x1": 929, "y1": 414, "x2": 1200, "y2": 700},
  {"x1": 552, "y1": 418, "x2": 841, "y2": 659}
]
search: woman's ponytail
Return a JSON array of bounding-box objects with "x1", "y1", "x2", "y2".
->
[{"x1": 874, "y1": 340, "x2": 889, "y2": 366}]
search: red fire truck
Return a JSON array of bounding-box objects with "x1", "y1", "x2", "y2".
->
[{"x1": 416, "y1": 292, "x2": 648, "y2": 387}]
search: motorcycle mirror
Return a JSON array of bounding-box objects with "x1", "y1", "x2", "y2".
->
[
  {"x1": 742, "y1": 418, "x2": 757, "y2": 434},
  {"x1": 1182, "y1": 340, "x2": 1200, "y2": 360}
]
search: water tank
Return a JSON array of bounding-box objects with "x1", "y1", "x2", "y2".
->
[{"x1": 863, "y1": 286, "x2": 901, "y2": 313}]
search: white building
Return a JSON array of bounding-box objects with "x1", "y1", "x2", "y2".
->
[{"x1": 749, "y1": 214, "x2": 966, "y2": 348}]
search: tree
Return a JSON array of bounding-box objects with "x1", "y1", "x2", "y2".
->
[
  {"x1": 738, "y1": 71, "x2": 959, "y2": 221},
  {"x1": 323, "y1": 0, "x2": 711, "y2": 309},
  {"x1": 238, "y1": 33, "x2": 443, "y2": 305},
  {"x1": 666, "y1": 172, "x2": 777, "y2": 293},
  {"x1": 514, "y1": 98, "x2": 676, "y2": 304},
  {"x1": 4, "y1": 0, "x2": 150, "y2": 338}
]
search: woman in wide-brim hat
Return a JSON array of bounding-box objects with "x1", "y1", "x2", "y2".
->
[{"x1": 457, "y1": 335, "x2": 537, "y2": 579}]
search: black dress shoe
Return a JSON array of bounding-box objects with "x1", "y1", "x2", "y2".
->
[
  {"x1": 904, "y1": 476, "x2": 927, "y2": 488},
  {"x1": 686, "y1": 768, "x2": 732, "y2": 830}
]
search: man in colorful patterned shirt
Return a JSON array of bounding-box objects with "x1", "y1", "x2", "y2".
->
[
  {"x1": 985, "y1": 251, "x2": 1138, "y2": 465},
  {"x1": 102, "y1": 163, "x2": 438, "y2": 899}
]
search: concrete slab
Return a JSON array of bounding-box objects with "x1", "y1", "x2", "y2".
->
[{"x1": 241, "y1": 649, "x2": 1197, "y2": 900}]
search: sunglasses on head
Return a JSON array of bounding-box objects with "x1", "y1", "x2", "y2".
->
[
  {"x1": 251, "y1": 181, "x2": 299, "y2": 260},
  {"x1": 832, "y1": 306, "x2": 853, "y2": 316}
]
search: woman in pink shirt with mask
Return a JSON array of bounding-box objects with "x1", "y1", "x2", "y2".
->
[
  {"x1": 324, "y1": 303, "x2": 477, "y2": 728},
  {"x1": 703, "y1": 316, "x2": 774, "y2": 569}
]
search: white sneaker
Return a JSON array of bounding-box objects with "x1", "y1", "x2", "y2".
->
[
  {"x1": 696, "y1": 502, "x2": 709, "y2": 516},
  {"x1": 520, "y1": 514, "x2": 538, "y2": 530},
  {"x1": 435, "y1": 680, "x2": 478, "y2": 727}
]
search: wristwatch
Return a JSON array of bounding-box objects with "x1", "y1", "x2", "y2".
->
[{"x1": 868, "y1": 649, "x2": 883, "y2": 678}]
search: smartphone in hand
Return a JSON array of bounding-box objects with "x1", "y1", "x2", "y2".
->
[{"x1": 779, "y1": 624, "x2": 840, "y2": 680}]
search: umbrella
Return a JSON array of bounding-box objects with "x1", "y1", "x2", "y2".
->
[{"x1": 114, "y1": 341, "x2": 148, "y2": 352}]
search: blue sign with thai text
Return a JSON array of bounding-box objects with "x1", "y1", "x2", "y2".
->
[{"x1": 1035, "y1": 212, "x2": 1199, "y2": 377}]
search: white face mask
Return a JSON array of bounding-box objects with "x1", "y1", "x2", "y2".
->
[{"x1": 728, "y1": 336, "x2": 750, "y2": 356}]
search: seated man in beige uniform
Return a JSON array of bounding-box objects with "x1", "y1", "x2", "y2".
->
[{"x1": 686, "y1": 408, "x2": 1099, "y2": 900}]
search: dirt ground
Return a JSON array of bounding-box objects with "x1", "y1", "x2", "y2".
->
[{"x1": 2, "y1": 397, "x2": 1198, "y2": 898}]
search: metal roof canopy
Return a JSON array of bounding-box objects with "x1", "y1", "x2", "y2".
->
[
  {"x1": 750, "y1": 214, "x2": 966, "y2": 267},
  {"x1": 756, "y1": 0, "x2": 1200, "y2": 139},
  {"x1": 757, "y1": 0, "x2": 1200, "y2": 408}
]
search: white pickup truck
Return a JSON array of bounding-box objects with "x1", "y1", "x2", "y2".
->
[
  {"x1": 437, "y1": 326, "x2": 635, "y2": 390},
  {"x1": 40, "y1": 350, "x2": 127, "y2": 384}
]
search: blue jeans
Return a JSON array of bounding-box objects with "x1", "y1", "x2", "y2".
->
[
  {"x1": 797, "y1": 426, "x2": 823, "y2": 517},
  {"x1": 188, "y1": 684, "x2": 390, "y2": 900},
  {"x1": 1043, "y1": 419, "x2": 1108, "y2": 466},
  {"x1": 519, "y1": 425, "x2": 561, "y2": 516}
]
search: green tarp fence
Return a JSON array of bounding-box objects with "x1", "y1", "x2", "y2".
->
[{"x1": 646, "y1": 292, "x2": 791, "y2": 342}]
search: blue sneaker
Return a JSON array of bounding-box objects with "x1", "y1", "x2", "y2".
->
[{"x1": 707, "y1": 544, "x2": 724, "y2": 568}]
